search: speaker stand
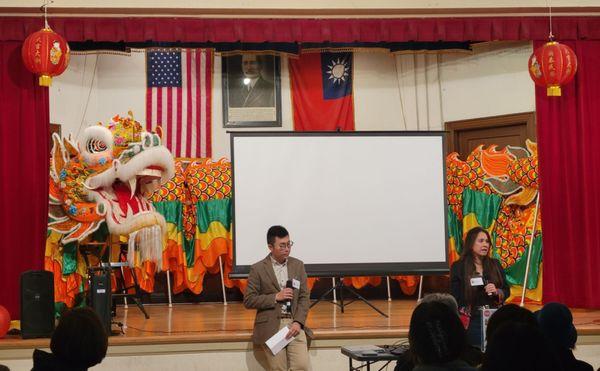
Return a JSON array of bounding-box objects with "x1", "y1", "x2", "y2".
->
[{"x1": 310, "y1": 277, "x2": 388, "y2": 318}]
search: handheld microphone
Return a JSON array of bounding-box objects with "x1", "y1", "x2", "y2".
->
[
  {"x1": 285, "y1": 279, "x2": 294, "y2": 312},
  {"x1": 483, "y1": 276, "x2": 492, "y2": 296}
]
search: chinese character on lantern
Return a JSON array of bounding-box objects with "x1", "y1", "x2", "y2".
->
[{"x1": 22, "y1": 27, "x2": 70, "y2": 87}]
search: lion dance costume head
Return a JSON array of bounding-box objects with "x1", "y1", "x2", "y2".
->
[{"x1": 48, "y1": 112, "x2": 175, "y2": 267}]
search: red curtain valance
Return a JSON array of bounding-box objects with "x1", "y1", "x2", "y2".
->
[{"x1": 1, "y1": 16, "x2": 600, "y2": 43}]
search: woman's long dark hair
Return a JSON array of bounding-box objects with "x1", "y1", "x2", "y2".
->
[
  {"x1": 409, "y1": 301, "x2": 467, "y2": 365},
  {"x1": 460, "y1": 226, "x2": 504, "y2": 306}
]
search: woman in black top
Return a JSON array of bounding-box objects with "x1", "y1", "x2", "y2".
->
[{"x1": 450, "y1": 226, "x2": 510, "y2": 348}]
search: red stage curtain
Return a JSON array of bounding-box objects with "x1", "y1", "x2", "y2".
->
[
  {"x1": 0, "y1": 41, "x2": 49, "y2": 319},
  {"x1": 537, "y1": 40, "x2": 600, "y2": 308},
  {"x1": 1, "y1": 17, "x2": 600, "y2": 43}
]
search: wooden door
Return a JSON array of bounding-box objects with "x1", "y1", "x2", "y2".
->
[{"x1": 446, "y1": 112, "x2": 536, "y2": 157}]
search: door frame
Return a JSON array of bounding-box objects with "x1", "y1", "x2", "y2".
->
[{"x1": 444, "y1": 112, "x2": 536, "y2": 154}]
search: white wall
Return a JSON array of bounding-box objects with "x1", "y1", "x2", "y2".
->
[
  {"x1": 50, "y1": 51, "x2": 146, "y2": 140},
  {"x1": 440, "y1": 42, "x2": 535, "y2": 122},
  {"x1": 50, "y1": 41, "x2": 535, "y2": 159},
  {"x1": 353, "y1": 52, "x2": 404, "y2": 131},
  {"x1": 49, "y1": 53, "x2": 100, "y2": 140}
]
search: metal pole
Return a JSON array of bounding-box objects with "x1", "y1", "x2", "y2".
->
[
  {"x1": 166, "y1": 269, "x2": 173, "y2": 307},
  {"x1": 219, "y1": 255, "x2": 228, "y2": 305},
  {"x1": 386, "y1": 276, "x2": 392, "y2": 302},
  {"x1": 417, "y1": 275, "x2": 424, "y2": 301},
  {"x1": 120, "y1": 266, "x2": 129, "y2": 309},
  {"x1": 520, "y1": 194, "x2": 540, "y2": 307},
  {"x1": 332, "y1": 277, "x2": 337, "y2": 303}
]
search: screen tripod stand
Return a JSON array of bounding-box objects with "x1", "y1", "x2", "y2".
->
[{"x1": 310, "y1": 277, "x2": 388, "y2": 318}]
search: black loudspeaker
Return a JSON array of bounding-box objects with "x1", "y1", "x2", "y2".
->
[
  {"x1": 90, "y1": 268, "x2": 112, "y2": 335},
  {"x1": 20, "y1": 270, "x2": 55, "y2": 339}
]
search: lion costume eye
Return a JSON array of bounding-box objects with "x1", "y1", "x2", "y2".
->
[
  {"x1": 79, "y1": 126, "x2": 114, "y2": 165},
  {"x1": 87, "y1": 138, "x2": 108, "y2": 153}
]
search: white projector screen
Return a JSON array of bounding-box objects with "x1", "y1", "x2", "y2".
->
[{"x1": 230, "y1": 132, "x2": 448, "y2": 277}]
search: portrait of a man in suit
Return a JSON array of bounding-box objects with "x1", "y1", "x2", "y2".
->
[
  {"x1": 228, "y1": 54, "x2": 275, "y2": 108},
  {"x1": 223, "y1": 53, "x2": 282, "y2": 127}
]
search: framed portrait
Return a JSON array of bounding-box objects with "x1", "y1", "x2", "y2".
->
[{"x1": 222, "y1": 54, "x2": 282, "y2": 128}]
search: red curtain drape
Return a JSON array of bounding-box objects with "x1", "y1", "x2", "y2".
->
[
  {"x1": 537, "y1": 40, "x2": 600, "y2": 308},
  {"x1": 0, "y1": 41, "x2": 49, "y2": 319},
  {"x1": 1, "y1": 17, "x2": 600, "y2": 43}
]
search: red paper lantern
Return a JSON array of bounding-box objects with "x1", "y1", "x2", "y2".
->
[
  {"x1": 528, "y1": 41, "x2": 577, "y2": 97},
  {"x1": 22, "y1": 27, "x2": 70, "y2": 87}
]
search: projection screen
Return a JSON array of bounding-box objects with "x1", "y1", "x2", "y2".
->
[{"x1": 230, "y1": 132, "x2": 448, "y2": 277}]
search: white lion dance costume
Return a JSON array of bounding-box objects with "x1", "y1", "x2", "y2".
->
[{"x1": 47, "y1": 113, "x2": 175, "y2": 307}]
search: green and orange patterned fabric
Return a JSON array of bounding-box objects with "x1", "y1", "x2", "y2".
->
[
  {"x1": 149, "y1": 158, "x2": 247, "y2": 295},
  {"x1": 447, "y1": 140, "x2": 542, "y2": 302}
]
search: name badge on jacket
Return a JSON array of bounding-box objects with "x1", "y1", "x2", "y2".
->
[
  {"x1": 292, "y1": 279, "x2": 300, "y2": 289},
  {"x1": 470, "y1": 277, "x2": 484, "y2": 286}
]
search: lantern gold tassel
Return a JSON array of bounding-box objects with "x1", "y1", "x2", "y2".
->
[
  {"x1": 39, "y1": 75, "x2": 52, "y2": 87},
  {"x1": 547, "y1": 85, "x2": 561, "y2": 97}
]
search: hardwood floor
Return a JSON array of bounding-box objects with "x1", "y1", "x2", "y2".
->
[{"x1": 2, "y1": 300, "x2": 600, "y2": 349}]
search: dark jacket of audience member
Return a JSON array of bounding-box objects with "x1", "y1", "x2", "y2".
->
[
  {"x1": 407, "y1": 301, "x2": 477, "y2": 371},
  {"x1": 32, "y1": 350, "x2": 88, "y2": 371},
  {"x1": 482, "y1": 321, "x2": 561, "y2": 371},
  {"x1": 31, "y1": 307, "x2": 108, "y2": 371},
  {"x1": 536, "y1": 302, "x2": 593, "y2": 371}
]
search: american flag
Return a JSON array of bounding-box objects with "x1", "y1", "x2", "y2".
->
[{"x1": 146, "y1": 48, "x2": 212, "y2": 158}]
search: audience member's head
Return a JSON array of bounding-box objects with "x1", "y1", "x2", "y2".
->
[
  {"x1": 50, "y1": 307, "x2": 108, "y2": 369},
  {"x1": 0, "y1": 364, "x2": 9, "y2": 371},
  {"x1": 409, "y1": 301, "x2": 467, "y2": 365},
  {"x1": 419, "y1": 293, "x2": 459, "y2": 316},
  {"x1": 483, "y1": 321, "x2": 558, "y2": 371},
  {"x1": 535, "y1": 302, "x2": 577, "y2": 350},
  {"x1": 485, "y1": 304, "x2": 537, "y2": 342}
]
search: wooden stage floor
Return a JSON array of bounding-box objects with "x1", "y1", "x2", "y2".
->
[{"x1": 2, "y1": 300, "x2": 600, "y2": 349}]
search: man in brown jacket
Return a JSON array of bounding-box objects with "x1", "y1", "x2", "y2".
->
[{"x1": 244, "y1": 225, "x2": 311, "y2": 371}]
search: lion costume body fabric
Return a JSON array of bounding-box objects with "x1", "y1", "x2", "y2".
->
[
  {"x1": 447, "y1": 140, "x2": 543, "y2": 302},
  {"x1": 45, "y1": 120, "x2": 542, "y2": 307}
]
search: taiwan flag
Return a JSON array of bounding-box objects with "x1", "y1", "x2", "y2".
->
[{"x1": 290, "y1": 52, "x2": 354, "y2": 131}]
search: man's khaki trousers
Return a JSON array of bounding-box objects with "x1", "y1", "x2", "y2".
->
[{"x1": 262, "y1": 318, "x2": 310, "y2": 371}]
